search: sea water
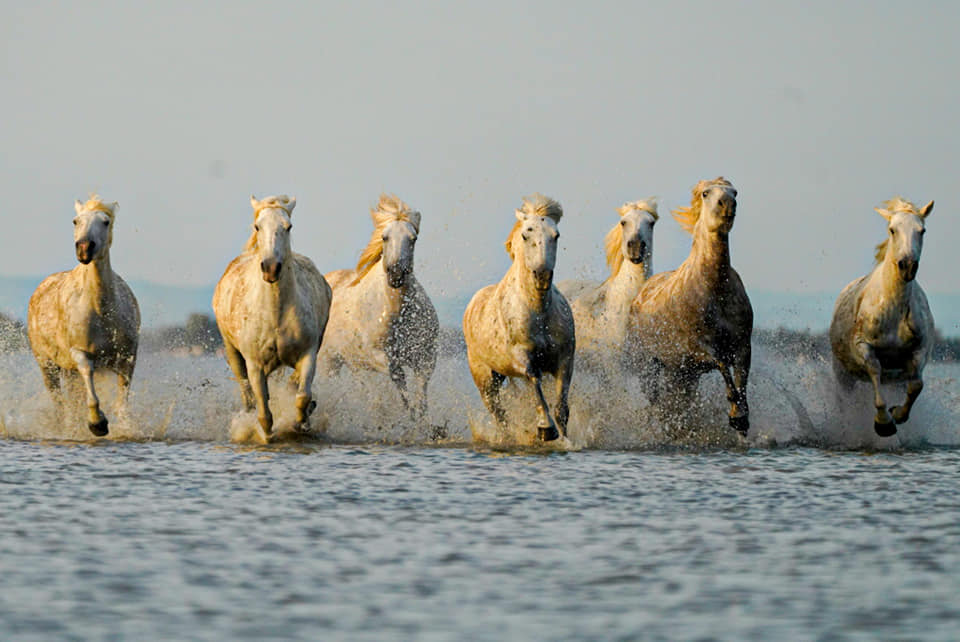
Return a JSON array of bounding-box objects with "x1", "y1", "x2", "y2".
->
[{"x1": 1, "y1": 347, "x2": 959, "y2": 639}]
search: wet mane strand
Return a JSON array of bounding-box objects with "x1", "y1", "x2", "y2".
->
[
  {"x1": 504, "y1": 193, "x2": 563, "y2": 259},
  {"x1": 604, "y1": 198, "x2": 658, "y2": 278},
  {"x1": 352, "y1": 193, "x2": 419, "y2": 284},
  {"x1": 873, "y1": 196, "x2": 923, "y2": 264},
  {"x1": 672, "y1": 177, "x2": 732, "y2": 235}
]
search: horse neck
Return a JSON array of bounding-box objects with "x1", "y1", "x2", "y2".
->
[
  {"x1": 605, "y1": 257, "x2": 649, "y2": 307},
  {"x1": 684, "y1": 225, "x2": 731, "y2": 286},
  {"x1": 252, "y1": 257, "x2": 300, "y2": 314},
  {"x1": 504, "y1": 254, "x2": 552, "y2": 314},
  {"x1": 872, "y1": 248, "x2": 914, "y2": 306},
  {"x1": 78, "y1": 250, "x2": 116, "y2": 311},
  {"x1": 360, "y1": 260, "x2": 409, "y2": 316}
]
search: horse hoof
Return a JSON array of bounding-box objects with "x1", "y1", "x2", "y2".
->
[
  {"x1": 729, "y1": 415, "x2": 749, "y2": 437},
  {"x1": 874, "y1": 421, "x2": 897, "y2": 437},
  {"x1": 88, "y1": 418, "x2": 109, "y2": 437},
  {"x1": 890, "y1": 406, "x2": 909, "y2": 425},
  {"x1": 538, "y1": 426, "x2": 560, "y2": 442}
]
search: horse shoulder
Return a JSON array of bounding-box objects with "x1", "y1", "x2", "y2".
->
[{"x1": 463, "y1": 284, "x2": 497, "y2": 345}]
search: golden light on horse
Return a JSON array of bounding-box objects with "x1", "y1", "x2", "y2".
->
[
  {"x1": 626, "y1": 178, "x2": 753, "y2": 436},
  {"x1": 28, "y1": 194, "x2": 141, "y2": 436},
  {"x1": 829, "y1": 196, "x2": 935, "y2": 436},
  {"x1": 212, "y1": 195, "x2": 332, "y2": 442},
  {"x1": 319, "y1": 193, "x2": 439, "y2": 419},
  {"x1": 463, "y1": 193, "x2": 575, "y2": 442}
]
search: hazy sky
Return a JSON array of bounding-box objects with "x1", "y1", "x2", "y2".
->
[{"x1": 3, "y1": 2, "x2": 958, "y2": 305}]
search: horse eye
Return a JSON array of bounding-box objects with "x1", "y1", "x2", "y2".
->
[
  {"x1": 521, "y1": 233, "x2": 529, "y2": 242},
  {"x1": 72, "y1": 219, "x2": 79, "y2": 226},
  {"x1": 382, "y1": 233, "x2": 388, "y2": 241},
  {"x1": 888, "y1": 228, "x2": 894, "y2": 235},
  {"x1": 702, "y1": 191, "x2": 710, "y2": 198},
  {"x1": 254, "y1": 224, "x2": 260, "y2": 232},
  {"x1": 620, "y1": 220, "x2": 626, "y2": 226},
  {"x1": 920, "y1": 229, "x2": 926, "y2": 235}
]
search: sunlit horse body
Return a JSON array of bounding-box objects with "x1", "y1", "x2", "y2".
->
[
  {"x1": 558, "y1": 199, "x2": 657, "y2": 372},
  {"x1": 319, "y1": 194, "x2": 438, "y2": 418},
  {"x1": 463, "y1": 194, "x2": 575, "y2": 441},
  {"x1": 213, "y1": 195, "x2": 332, "y2": 441},
  {"x1": 28, "y1": 195, "x2": 140, "y2": 436},
  {"x1": 830, "y1": 197, "x2": 935, "y2": 437},
  {"x1": 626, "y1": 178, "x2": 753, "y2": 436}
]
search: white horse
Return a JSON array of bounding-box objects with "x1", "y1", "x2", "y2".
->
[
  {"x1": 829, "y1": 197, "x2": 935, "y2": 436},
  {"x1": 463, "y1": 194, "x2": 575, "y2": 441},
  {"x1": 28, "y1": 195, "x2": 140, "y2": 436},
  {"x1": 213, "y1": 195, "x2": 332, "y2": 441},
  {"x1": 558, "y1": 199, "x2": 657, "y2": 371},
  {"x1": 319, "y1": 194, "x2": 438, "y2": 418},
  {"x1": 626, "y1": 178, "x2": 753, "y2": 436}
]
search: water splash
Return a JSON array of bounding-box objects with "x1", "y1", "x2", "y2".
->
[{"x1": 1, "y1": 341, "x2": 958, "y2": 449}]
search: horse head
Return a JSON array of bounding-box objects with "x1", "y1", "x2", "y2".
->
[
  {"x1": 251, "y1": 195, "x2": 296, "y2": 283},
  {"x1": 618, "y1": 200, "x2": 658, "y2": 266},
  {"x1": 73, "y1": 195, "x2": 117, "y2": 264},
  {"x1": 696, "y1": 178, "x2": 738, "y2": 235},
  {"x1": 876, "y1": 198, "x2": 933, "y2": 282},
  {"x1": 381, "y1": 211, "x2": 420, "y2": 289},
  {"x1": 513, "y1": 206, "x2": 561, "y2": 291}
]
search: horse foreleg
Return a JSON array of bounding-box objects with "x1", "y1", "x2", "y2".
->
[
  {"x1": 528, "y1": 373, "x2": 558, "y2": 442},
  {"x1": 719, "y1": 351, "x2": 750, "y2": 437},
  {"x1": 224, "y1": 340, "x2": 254, "y2": 411},
  {"x1": 412, "y1": 369, "x2": 430, "y2": 420},
  {"x1": 554, "y1": 357, "x2": 574, "y2": 438},
  {"x1": 891, "y1": 357, "x2": 924, "y2": 425},
  {"x1": 292, "y1": 352, "x2": 318, "y2": 434},
  {"x1": 389, "y1": 363, "x2": 411, "y2": 412},
  {"x1": 855, "y1": 340, "x2": 895, "y2": 436},
  {"x1": 248, "y1": 362, "x2": 272, "y2": 441},
  {"x1": 471, "y1": 366, "x2": 507, "y2": 428},
  {"x1": 71, "y1": 349, "x2": 107, "y2": 437}
]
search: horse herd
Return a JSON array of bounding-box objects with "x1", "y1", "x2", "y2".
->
[{"x1": 24, "y1": 178, "x2": 936, "y2": 443}]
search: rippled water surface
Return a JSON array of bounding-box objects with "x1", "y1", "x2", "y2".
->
[
  {"x1": 2, "y1": 443, "x2": 960, "y2": 640},
  {"x1": 2, "y1": 350, "x2": 960, "y2": 639}
]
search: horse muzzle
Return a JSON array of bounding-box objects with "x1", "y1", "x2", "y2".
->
[
  {"x1": 898, "y1": 258, "x2": 919, "y2": 282},
  {"x1": 260, "y1": 260, "x2": 283, "y2": 283},
  {"x1": 386, "y1": 265, "x2": 410, "y2": 289},
  {"x1": 626, "y1": 241, "x2": 647, "y2": 264},
  {"x1": 75, "y1": 240, "x2": 95, "y2": 264},
  {"x1": 532, "y1": 269, "x2": 553, "y2": 291}
]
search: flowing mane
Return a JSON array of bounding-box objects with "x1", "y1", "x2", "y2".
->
[
  {"x1": 243, "y1": 195, "x2": 294, "y2": 252},
  {"x1": 604, "y1": 198, "x2": 658, "y2": 277},
  {"x1": 672, "y1": 177, "x2": 732, "y2": 235},
  {"x1": 504, "y1": 193, "x2": 563, "y2": 258},
  {"x1": 873, "y1": 196, "x2": 923, "y2": 265},
  {"x1": 352, "y1": 193, "x2": 421, "y2": 284}
]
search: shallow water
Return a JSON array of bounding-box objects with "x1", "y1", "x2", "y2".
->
[{"x1": 2, "y1": 349, "x2": 960, "y2": 639}]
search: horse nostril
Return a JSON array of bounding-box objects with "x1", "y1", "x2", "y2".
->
[
  {"x1": 898, "y1": 259, "x2": 908, "y2": 272},
  {"x1": 260, "y1": 261, "x2": 266, "y2": 272}
]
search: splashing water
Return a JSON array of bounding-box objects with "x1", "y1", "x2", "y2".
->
[{"x1": 1, "y1": 340, "x2": 958, "y2": 449}]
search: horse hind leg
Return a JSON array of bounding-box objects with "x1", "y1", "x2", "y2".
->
[
  {"x1": 553, "y1": 357, "x2": 574, "y2": 438},
  {"x1": 472, "y1": 367, "x2": 507, "y2": 428},
  {"x1": 70, "y1": 349, "x2": 108, "y2": 437}
]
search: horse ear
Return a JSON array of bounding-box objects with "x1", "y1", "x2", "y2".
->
[
  {"x1": 920, "y1": 200, "x2": 934, "y2": 218},
  {"x1": 106, "y1": 201, "x2": 118, "y2": 214},
  {"x1": 74, "y1": 200, "x2": 84, "y2": 215},
  {"x1": 250, "y1": 195, "x2": 260, "y2": 211},
  {"x1": 286, "y1": 197, "x2": 297, "y2": 214},
  {"x1": 874, "y1": 207, "x2": 893, "y2": 221},
  {"x1": 515, "y1": 208, "x2": 526, "y2": 222},
  {"x1": 407, "y1": 210, "x2": 421, "y2": 232}
]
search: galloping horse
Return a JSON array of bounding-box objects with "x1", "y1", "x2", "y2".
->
[
  {"x1": 463, "y1": 194, "x2": 575, "y2": 441},
  {"x1": 28, "y1": 195, "x2": 140, "y2": 436},
  {"x1": 830, "y1": 197, "x2": 935, "y2": 436},
  {"x1": 319, "y1": 194, "x2": 438, "y2": 418},
  {"x1": 213, "y1": 195, "x2": 332, "y2": 441},
  {"x1": 558, "y1": 199, "x2": 657, "y2": 372},
  {"x1": 626, "y1": 178, "x2": 753, "y2": 436}
]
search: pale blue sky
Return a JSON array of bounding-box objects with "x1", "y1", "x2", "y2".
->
[{"x1": 2, "y1": 1, "x2": 957, "y2": 306}]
